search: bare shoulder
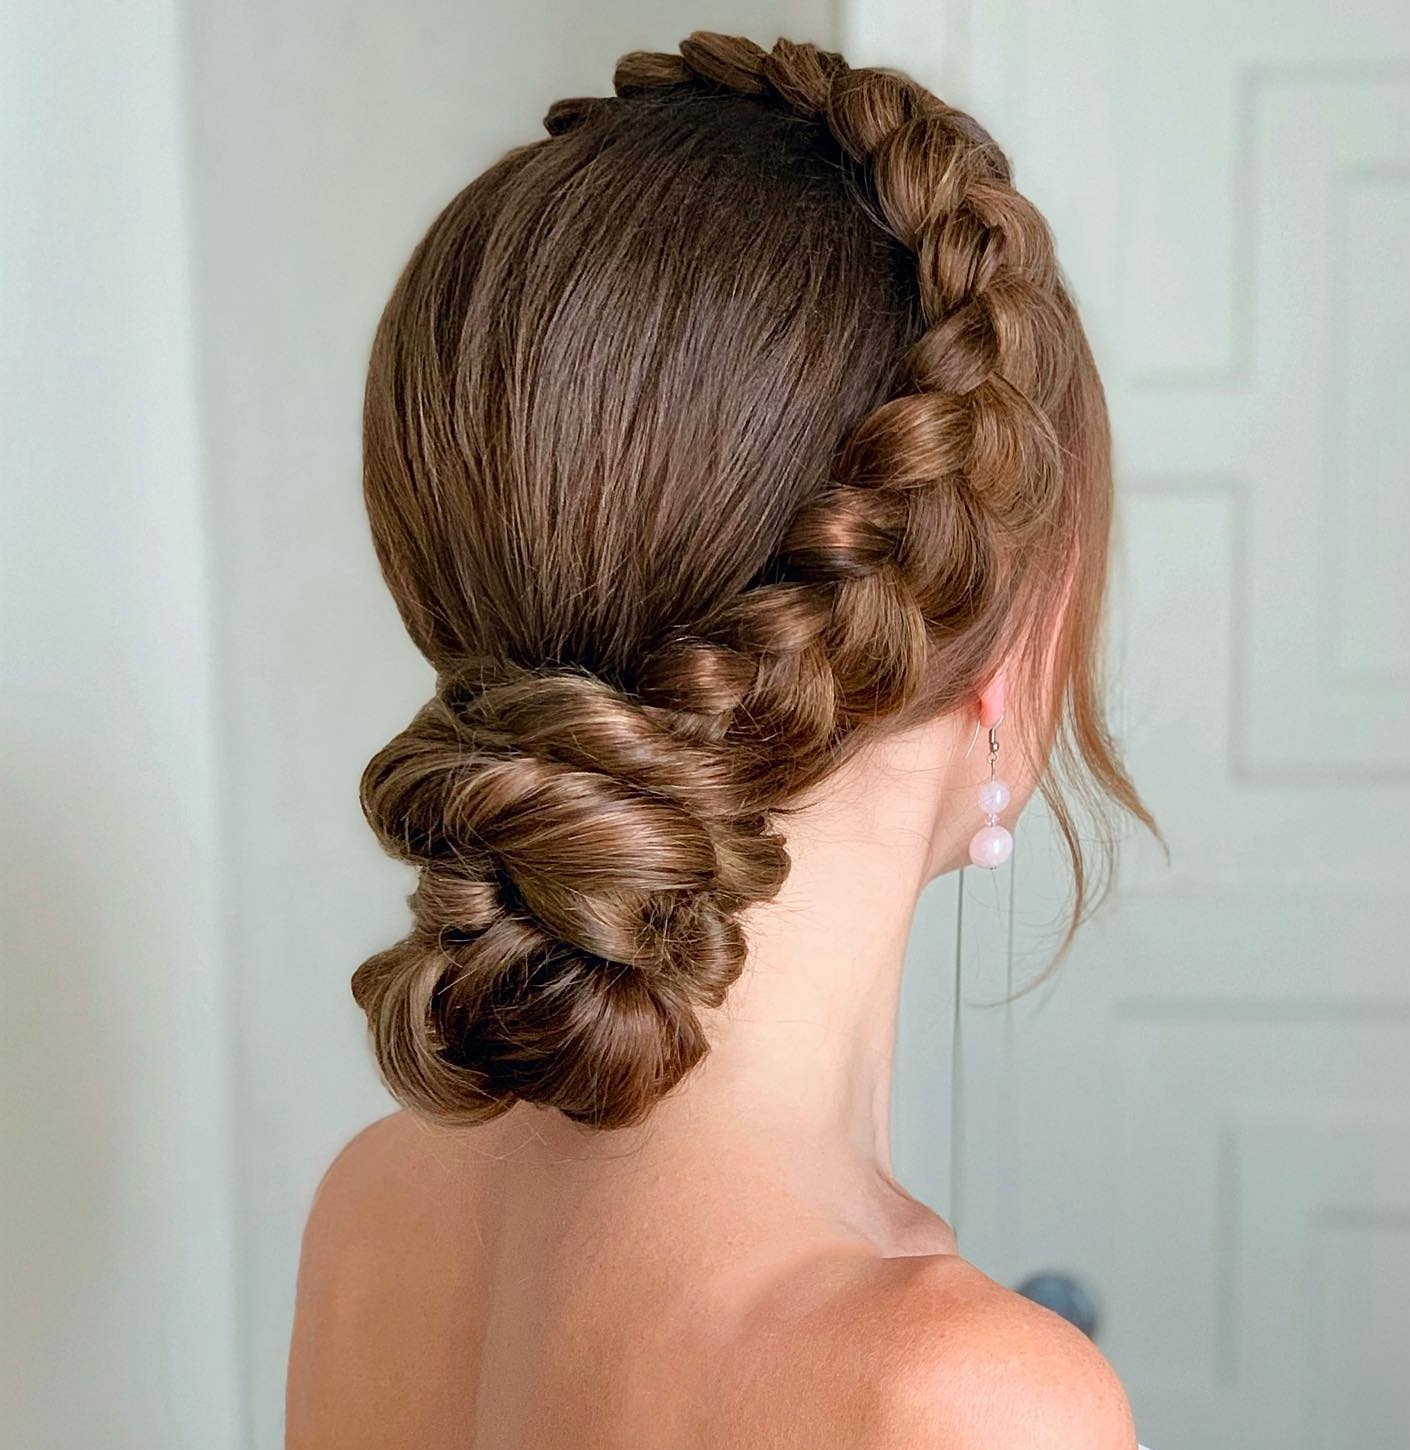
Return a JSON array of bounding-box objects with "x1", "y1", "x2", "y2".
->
[
  {"x1": 286, "y1": 1110, "x2": 489, "y2": 1450},
  {"x1": 292, "y1": 1108, "x2": 483, "y2": 1296},
  {"x1": 297, "y1": 1107, "x2": 472, "y2": 1243},
  {"x1": 724, "y1": 1246, "x2": 1135, "y2": 1450},
  {"x1": 827, "y1": 1254, "x2": 1137, "y2": 1450}
]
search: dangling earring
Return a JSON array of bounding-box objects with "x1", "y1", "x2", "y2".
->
[{"x1": 968, "y1": 720, "x2": 1014, "y2": 869}]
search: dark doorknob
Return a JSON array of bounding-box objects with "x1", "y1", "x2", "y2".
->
[{"x1": 1014, "y1": 1272, "x2": 1101, "y2": 1339}]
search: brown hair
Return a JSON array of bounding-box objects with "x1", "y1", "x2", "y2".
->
[{"x1": 352, "y1": 32, "x2": 1153, "y2": 1130}]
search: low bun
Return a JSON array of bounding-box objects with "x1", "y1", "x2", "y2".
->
[{"x1": 352, "y1": 668, "x2": 789, "y2": 1128}]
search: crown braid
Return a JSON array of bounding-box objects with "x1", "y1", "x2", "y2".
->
[{"x1": 545, "y1": 34, "x2": 1080, "y2": 798}]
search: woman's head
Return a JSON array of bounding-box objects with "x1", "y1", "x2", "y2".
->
[{"x1": 353, "y1": 33, "x2": 1149, "y2": 1130}]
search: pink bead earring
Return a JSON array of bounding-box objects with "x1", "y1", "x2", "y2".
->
[{"x1": 968, "y1": 721, "x2": 1014, "y2": 869}]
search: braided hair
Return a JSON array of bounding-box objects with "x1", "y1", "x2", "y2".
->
[{"x1": 352, "y1": 32, "x2": 1151, "y2": 1130}]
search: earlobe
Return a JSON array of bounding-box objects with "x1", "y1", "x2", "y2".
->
[{"x1": 977, "y1": 671, "x2": 1007, "y2": 732}]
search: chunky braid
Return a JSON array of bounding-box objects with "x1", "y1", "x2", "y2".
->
[{"x1": 546, "y1": 35, "x2": 1079, "y2": 795}]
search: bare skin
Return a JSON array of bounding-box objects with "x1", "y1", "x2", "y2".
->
[{"x1": 287, "y1": 682, "x2": 1139, "y2": 1448}]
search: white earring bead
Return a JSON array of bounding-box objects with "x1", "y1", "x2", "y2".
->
[
  {"x1": 977, "y1": 777, "x2": 1011, "y2": 814},
  {"x1": 969, "y1": 821, "x2": 1013, "y2": 868},
  {"x1": 968, "y1": 722, "x2": 1013, "y2": 869}
]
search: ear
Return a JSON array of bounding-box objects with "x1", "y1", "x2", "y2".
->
[{"x1": 978, "y1": 670, "x2": 1007, "y2": 731}]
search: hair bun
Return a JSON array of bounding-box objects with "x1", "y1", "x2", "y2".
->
[{"x1": 352, "y1": 667, "x2": 789, "y2": 1129}]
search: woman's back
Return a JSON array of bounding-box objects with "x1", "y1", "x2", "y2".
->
[{"x1": 287, "y1": 1109, "x2": 1138, "y2": 1449}]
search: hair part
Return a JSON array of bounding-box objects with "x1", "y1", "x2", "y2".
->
[{"x1": 352, "y1": 32, "x2": 1155, "y2": 1130}]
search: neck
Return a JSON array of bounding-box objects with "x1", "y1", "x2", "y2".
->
[
  {"x1": 683, "y1": 735, "x2": 948, "y2": 1177},
  {"x1": 511, "y1": 714, "x2": 972, "y2": 1216},
  {"x1": 685, "y1": 714, "x2": 971, "y2": 1171}
]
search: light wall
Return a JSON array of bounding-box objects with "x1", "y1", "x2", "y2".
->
[
  {"x1": 1, "y1": 3, "x2": 838, "y2": 1448},
  {"x1": 1, "y1": 1, "x2": 242, "y2": 1445}
]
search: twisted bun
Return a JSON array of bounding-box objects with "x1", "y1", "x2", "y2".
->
[
  {"x1": 352, "y1": 667, "x2": 787, "y2": 1126},
  {"x1": 356, "y1": 32, "x2": 1148, "y2": 1129}
]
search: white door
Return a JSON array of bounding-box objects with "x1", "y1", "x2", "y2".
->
[{"x1": 859, "y1": 3, "x2": 1410, "y2": 1447}]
